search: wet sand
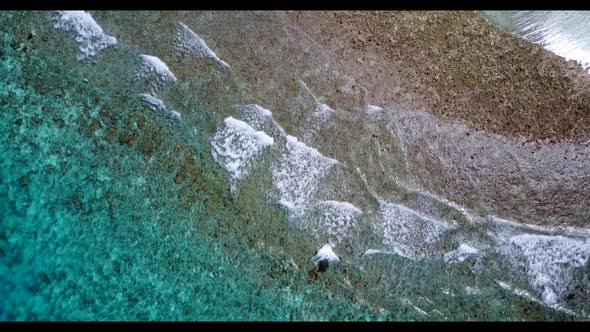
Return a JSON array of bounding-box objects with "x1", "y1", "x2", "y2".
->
[{"x1": 286, "y1": 11, "x2": 590, "y2": 144}]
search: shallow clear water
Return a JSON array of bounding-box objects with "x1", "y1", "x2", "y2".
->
[
  {"x1": 1, "y1": 11, "x2": 589, "y2": 321},
  {"x1": 484, "y1": 11, "x2": 590, "y2": 70}
]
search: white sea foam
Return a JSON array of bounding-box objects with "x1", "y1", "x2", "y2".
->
[
  {"x1": 363, "y1": 249, "x2": 387, "y2": 256},
  {"x1": 232, "y1": 104, "x2": 286, "y2": 140},
  {"x1": 138, "y1": 93, "x2": 166, "y2": 112},
  {"x1": 53, "y1": 11, "x2": 117, "y2": 61},
  {"x1": 311, "y1": 243, "x2": 340, "y2": 264},
  {"x1": 211, "y1": 117, "x2": 274, "y2": 187},
  {"x1": 302, "y1": 102, "x2": 336, "y2": 142},
  {"x1": 495, "y1": 279, "x2": 547, "y2": 306},
  {"x1": 444, "y1": 243, "x2": 480, "y2": 265},
  {"x1": 292, "y1": 80, "x2": 337, "y2": 142},
  {"x1": 441, "y1": 288, "x2": 454, "y2": 296},
  {"x1": 401, "y1": 298, "x2": 429, "y2": 316},
  {"x1": 272, "y1": 135, "x2": 338, "y2": 216},
  {"x1": 139, "y1": 55, "x2": 177, "y2": 82},
  {"x1": 464, "y1": 286, "x2": 482, "y2": 296},
  {"x1": 236, "y1": 104, "x2": 272, "y2": 125},
  {"x1": 302, "y1": 200, "x2": 363, "y2": 244},
  {"x1": 365, "y1": 105, "x2": 384, "y2": 114},
  {"x1": 376, "y1": 201, "x2": 452, "y2": 260},
  {"x1": 413, "y1": 306, "x2": 429, "y2": 316},
  {"x1": 138, "y1": 93, "x2": 181, "y2": 121},
  {"x1": 169, "y1": 110, "x2": 182, "y2": 120},
  {"x1": 136, "y1": 55, "x2": 177, "y2": 93},
  {"x1": 175, "y1": 22, "x2": 230, "y2": 72},
  {"x1": 491, "y1": 216, "x2": 590, "y2": 238},
  {"x1": 495, "y1": 279, "x2": 579, "y2": 316},
  {"x1": 315, "y1": 103, "x2": 335, "y2": 119},
  {"x1": 362, "y1": 249, "x2": 402, "y2": 258},
  {"x1": 502, "y1": 233, "x2": 590, "y2": 306}
]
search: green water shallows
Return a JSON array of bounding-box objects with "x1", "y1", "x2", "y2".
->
[
  {"x1": 0, "y1": 13, "x2": 389, "y2": 321},
  {"x1": 0, "y1": 11, "x2": 585, "y2": 321}
]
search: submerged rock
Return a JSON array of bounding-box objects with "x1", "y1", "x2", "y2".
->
[{"x1": 311, "y1": 243, "x2": 340, "y2": 271}]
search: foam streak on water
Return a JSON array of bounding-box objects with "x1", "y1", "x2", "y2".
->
[
  {"x1": 211, "y1": 117, "x2": 274, "y2": 188},
  {"x1": 376, "y1": 201, "x2": 452, "y2": 260},
  {"x1": 135, "y1": 54, "x2": 177, "y2": 94},
  {"x1": 175, "y1": 22, "x2": 230, "y2": 72},
  {"x1": 443, "y1": 244, "x2": 480, "y2": 265},
  {"x1": 301, "y1": 200, "x2": 363, "y2": 244},
  {"x1": 502, "y1": 234, "x2": 590, "y2": 306},
  {"x1": 138, "y1": 93, "x2": 181, "y2": 121},
  {"x1": 232, "y1": 104, "x2": 287, "y2": 140},
  {"x1": 53, "y1": 11, "x2": 117, "y2": 61},
  {"x1": 272, "y1": 135, "x2": 338, "y2": 216}
]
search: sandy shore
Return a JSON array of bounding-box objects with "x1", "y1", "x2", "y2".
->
[{"x1": 286, "y1": 11, "x2": 590, "y2": 144}]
